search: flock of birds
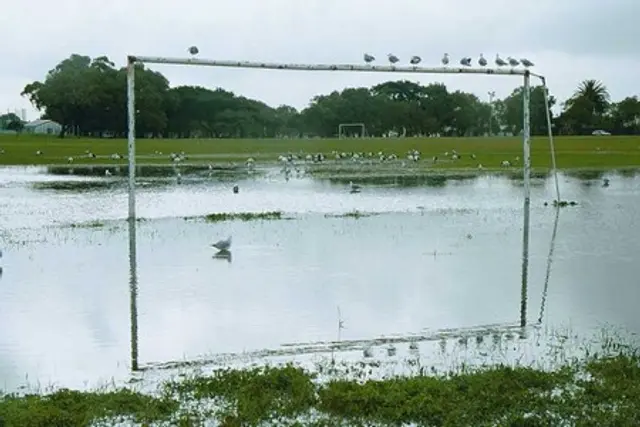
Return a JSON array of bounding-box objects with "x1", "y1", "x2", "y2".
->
[
  {"x1": 363, "y1": 53, "x2": 535, "y2": 68},
  {"x1": 186, "y1": 46, "x2": 534, "y2": 68}
]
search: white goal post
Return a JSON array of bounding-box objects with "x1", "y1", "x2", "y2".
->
[
  {"x1": 125, "y1": 55, "x2": 561, "y2": 332},
  {"x1": 338, "y1": 123, "x2": 367, "y2": 138}
]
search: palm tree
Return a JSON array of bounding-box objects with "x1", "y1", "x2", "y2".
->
[
  {"x1": 560, "y1": 80, "x2": 611, "y2": 133},
  {"x1": 567, "y1": 79, "x2": 610, "y2": 116}
]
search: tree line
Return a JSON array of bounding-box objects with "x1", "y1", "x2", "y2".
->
[{"x1": 4, "y1": 53, "x2": 640, "y2": 138}]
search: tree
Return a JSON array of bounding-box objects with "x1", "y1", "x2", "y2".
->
[
  {"x1": 0, "y1": 113, "x2": 22, "y2": 130},
  {"x1": 559, "y1": 80, "x2": 610, "y2": 134},
  {"x1": 609, "y1": 96, "x2": 640, "y2": 135},
  {"x1": 23, "y1": 53, "x2": 633, "y2": 140},
  {"x1": 500, "y1": 86, "x2": 556, "y2": 136}
]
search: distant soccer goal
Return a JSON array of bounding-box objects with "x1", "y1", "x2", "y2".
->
[{"x1": 338, "y1": 123, "x2": 367, "y2": 139}]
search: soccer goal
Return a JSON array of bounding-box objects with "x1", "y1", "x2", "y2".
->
[
  {"x1": 124, "y1": 55, "x2": 561, "y2": 364},
  {"x1": 338, "y1": 123, "x2": 367, "y2": 139}
]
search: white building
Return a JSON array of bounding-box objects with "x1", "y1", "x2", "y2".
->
[{"x1": 24, "y1": 119, "x2": 62, "y2": 135}]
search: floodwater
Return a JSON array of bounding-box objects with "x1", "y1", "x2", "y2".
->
[{"x1": 0, "y1": 165, "x2": 639, "y2": 392}]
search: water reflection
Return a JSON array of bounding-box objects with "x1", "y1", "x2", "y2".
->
[
  {"x1": 212, "y1": 250, "x2": 233, "y2": 263},
  {"x1": 327, "y1": 174, "x2": 476, "y2": 188},
  {"x1": 128, "y1": 217, "x2": 139, "y2": 371},
  {"x1": 520, "y1": 184, "x2": 531, "y2": 327},
  {"x1": 539, "y1": 207, "x2": 561, "y2": 324},
  {"x1": 47, "y1": 164, "x2": 251, "y2": 180}
]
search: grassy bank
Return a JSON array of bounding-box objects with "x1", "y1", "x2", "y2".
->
[
  {"x1": 1, "y1": 349, "x2": 639, "y2": 426},
  {"x1": 1, "y1": 134, "x2": 640, "y2": 170}
]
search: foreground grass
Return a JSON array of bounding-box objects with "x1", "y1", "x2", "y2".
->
[
  {"x1": 1, "y1": 351, "x2": 639, "y2": 426},
  {"x1": 1, "y1": 134, "x2": 640, "y2": 171}
]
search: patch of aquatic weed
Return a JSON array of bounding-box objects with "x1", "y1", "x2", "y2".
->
[
  {"x1": 184, "y1": 211, "x2": 286, "y2": 223},
  {"x1": 0, "y1": 387, "x2": 178, "y2": 427},
  {"x1": 324, "y1": 210, "x2": 380, "y2": 219}
]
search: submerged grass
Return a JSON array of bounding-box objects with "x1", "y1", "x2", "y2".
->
[
  {"x1": 2, "y1": 348, "x2": 639, "y2": 426},
  {"x1": 1, "y1": 134, "x2": 639, "y2": 171},
  {"x1": 184, "y1": 211, "x2": 285, "y2": 223},
  {"x1": 325, "y1": 210, "x2": 379, "y2": 219},
  {"x1": 0, "y1": 388, "x2": 177, "y2": 427}
]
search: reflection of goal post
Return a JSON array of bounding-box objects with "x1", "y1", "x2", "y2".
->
[{"x1": 338, "y1": 123, "x2": 366, "y2": 139}]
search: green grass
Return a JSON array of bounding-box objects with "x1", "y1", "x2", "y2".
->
[
  {"x1": 324, "y1": 210, "x2": 379, "y2": 219},
  {"x1": 184, "y1": 211, "x2": 284, "y2": 222},
  {"x1": 1, "y1": 134, "x2": 640, "y2": 171},
  {"x1": 1, "y1": 351, "x2": 639, "y2": 426}
]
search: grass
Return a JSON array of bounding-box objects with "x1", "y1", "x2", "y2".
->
[
  {"x1": 1, "y1": 134, "x2": 640, "y2": 171},
  {"x1": 184, "y1": 211, "x2": 284, "y2": 222},
  {"x1": 1, "y1": 350, "x2": 639, "y2": 426},
  {"x1": 324, "y1": 210, "x2": 379, "y2": 219}
]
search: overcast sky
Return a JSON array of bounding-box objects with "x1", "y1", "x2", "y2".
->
[{"x1": 2, "y1": 0, "x2": 639, "y2": 121}]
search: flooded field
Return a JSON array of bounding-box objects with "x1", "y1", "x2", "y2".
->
[{"x1": 0, "y1": 165, "x2": 639, "y2": 393}]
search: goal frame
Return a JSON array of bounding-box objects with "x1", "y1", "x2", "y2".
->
[
  {"x1": 125, "y1": 56, "x2": 561, "y2": 369},
  {"x1": 338, "y1": 122, "x2": 366, "y2": 139}
]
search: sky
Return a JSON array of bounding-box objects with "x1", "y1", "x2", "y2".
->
[{"x1": 2, "y1": 0, "x2": 639, "y2": 121}]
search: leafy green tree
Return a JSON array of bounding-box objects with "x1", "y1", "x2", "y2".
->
[
  {"x1": 500, "y1": 86, "x2": 555, "y2": 136},
  {"x1": 608, "y1": 96, "x2": 640, "y2": 134}
]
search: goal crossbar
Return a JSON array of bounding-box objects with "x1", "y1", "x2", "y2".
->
[{"x1": 128, "y1": 55, "x2": 542, "y2": 78}]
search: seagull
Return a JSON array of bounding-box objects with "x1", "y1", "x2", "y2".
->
[
  {"x1": 387, "y1": 54, "x2": 399, "y2": 64},
  {"x1": 507, "y1": 57, "x2": 520, "y2": 67},
  {"x1": 363, "y1": 53, "x2": 375, "y2": 63},
  {"x1": 187, "y1": 46, "x2": 199, "y2": 55},
  {"x1": 520, "y1": 58, "x2": 534, "y2": 67},
  {"x1": 409, "y1": 55, "x2": 421, "y2": 65},
  {"x1": 460, "y1": 57, "x2": 472, "y2": 66},
  {"x1": 478, "y1": 54, "x2": 487, "y2": 67},
  {"x1": 211, "y1": 236, "x2": 232, "y2": 252},
  {"x1": 349, "y1": 181, "x2": 361, "y2": 193},
  {"x1": 495, "y1": 54, "x2": 507, "y2": 67},
  {"x1": 441, "y1": 53, "x2": 450, "y2": 66}
]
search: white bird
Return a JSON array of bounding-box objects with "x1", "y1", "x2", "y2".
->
[
  {"x1": 507, "y1": 57, "x2": 519, "y2": 67},
  {"x1": 520, "y1": 58, "x2": 534, "y2": 67},
  {"x1": 441, "y1": 53, "x2": 449, "y2": 65},
  {"x1": 460, "y1": 57, "x2": 472, "y2": 67},
  {"x1": 363, "y1": 53, "x2": 375, "y2": 63},
  {"x1": 478, "y1": 54, "x2": 487, "y2": 67},
  {"x1": 187, "y1": 46, "x2": 199, "y2": 55},
  {"x1": 211, "y1": 236, "x2": 232, "y2": 251},
  {"x1": 495, "y1": 54, "x2": 507, "y2": 67},
  {"x1": 409, "y1": 55, "x2": 421, "y2": 65},
  {"x1": 387, "y1": 54, "x2": 399, "y2": 64}
]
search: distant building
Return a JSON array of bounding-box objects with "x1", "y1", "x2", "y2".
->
[{"x1": 24, "y1": 119, "x2": 62, "y2": 135}]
